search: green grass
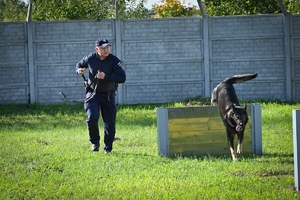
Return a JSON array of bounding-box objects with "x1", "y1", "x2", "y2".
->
[{"x1": 0, "y1": 100, "x2": 300, "y2": 199}]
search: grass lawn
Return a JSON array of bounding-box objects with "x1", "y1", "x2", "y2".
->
[{"x1": 0, "y1": 99, "x2": 300, "y2": 199}]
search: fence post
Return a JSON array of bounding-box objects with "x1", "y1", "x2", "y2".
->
[
  {"x1": 157, "y1": 108, "x2": 169, "y2": 156},
  {"x1": 114, "y1": 18, "x2": 124, "y2": 105},
  {"x1": 251, "y1": 104, "x2": 262, "y2": 155},
  {"x1": 283, "y1": 13, "x2": 292, "y2": 101},
  {"x1": 202, "y1": 15, "x2": 210, "y2": 97},
  {"x1": 26, "y1": 3, "x2": 35, "y2": 104},
  {"x1": 293, "y1": 110, "x2": 300, "y2": 191}
]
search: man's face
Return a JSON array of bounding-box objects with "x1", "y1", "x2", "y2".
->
[{"x1": 96, "y1": 45, "x2": 110, "y2": 58}]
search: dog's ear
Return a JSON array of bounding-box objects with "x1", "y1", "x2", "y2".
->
[{"x1": 243, "y1": 105, "x2": 247, "y2": 111}]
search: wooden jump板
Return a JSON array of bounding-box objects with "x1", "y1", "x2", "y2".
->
[{"x1": 157, "y1": 104, "x2": 262, "y2": 157}]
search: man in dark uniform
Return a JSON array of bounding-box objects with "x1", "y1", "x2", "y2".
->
[{"x1": 76, "y1": 38, "x2": 126, "y2": 153}]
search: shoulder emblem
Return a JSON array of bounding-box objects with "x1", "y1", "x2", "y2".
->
[{"x1": 118, "y1": 61, "x2": 124, "y2": 70}]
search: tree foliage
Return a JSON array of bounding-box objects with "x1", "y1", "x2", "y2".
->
[
  {"x1": 203, "y1": 0, "x2": 300, "y2": 16},
  {"x1": 203, "y1": 0, "x2": 281, "y2": 16},
  {"x1": 0, "y1": 0, "x2": 151, "y2": 21},
  {"x1": 117, "y1": 0, "x2": 151, "y2": 19},
  {"x1": 285, "y1": 0, "x2": 300, "y2": 14},
  {"x1": 0, "y1": 0, "x2": 27, "y2": 22},
  {"x1": 152, "y1": 0, "x2": 201, "y2": 18},
  {"x1": 1, "y1": 0, "x2": 300, "y2": 22},
  {"x1": 30, "y1": 0, "x2": 151, "y2": 20},
  {"x1": 30, "y1": 0, "x2": 116, "y2": 20}
]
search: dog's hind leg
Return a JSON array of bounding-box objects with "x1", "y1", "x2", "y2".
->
[{"x1": 228, "y1": 135, "x2": 237, "y2": 161}]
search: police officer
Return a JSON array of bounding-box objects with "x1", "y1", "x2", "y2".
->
[{"x1": 76, "y1": 38, "x2": 126, "y2": 153}]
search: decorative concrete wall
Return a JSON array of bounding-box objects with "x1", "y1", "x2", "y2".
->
[{"x1": 0, "y1": 13, "x2": 299, "y2": 104}]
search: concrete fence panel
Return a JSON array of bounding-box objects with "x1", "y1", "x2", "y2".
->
[{"x1": 0, "y1": 14, "x2": 299, "y2": 104}]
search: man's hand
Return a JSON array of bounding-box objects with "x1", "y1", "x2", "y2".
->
[
  {"x1": 78, "y1": 68, "x2": 85, "y2": 75},
  {"x1": 96, "y1": 70, "x2": 105, "y2": 79}
]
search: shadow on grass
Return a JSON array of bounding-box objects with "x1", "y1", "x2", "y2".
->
[{"x1": 164, "y1": 152, "x2": 294, "y2": 163}]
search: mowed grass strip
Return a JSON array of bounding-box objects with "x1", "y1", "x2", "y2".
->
[{"x1": 0, "y1": 101, "x2": 299, "y2": 199}]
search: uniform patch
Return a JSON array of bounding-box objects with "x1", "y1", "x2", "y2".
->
[{"x1": 118, "y1": 61, "x2": 124, "y2": 70}]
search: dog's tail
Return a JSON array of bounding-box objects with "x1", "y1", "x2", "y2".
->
[{"x1": 223, "y1": 73, "x2": 258, "y2": 85}]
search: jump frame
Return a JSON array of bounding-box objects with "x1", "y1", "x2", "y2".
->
[{"x1": 157, "y1": 104, "x2": 262, "y2": 157}]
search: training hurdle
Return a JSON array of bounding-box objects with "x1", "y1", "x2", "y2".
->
[
  {"x1": 157, "y1": 104, "x2": 262, "y2": 157},
  {"x1": 293, "y1": 110, "x2": 300, "y2": 191}
]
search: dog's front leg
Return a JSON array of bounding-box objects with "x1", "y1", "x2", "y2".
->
[
  {"x1": 237, "y1": 133, "x2": 244, "y2": 154},
  {"x1": 227, "y1": 134, "x2": 237, "y2": 161}
]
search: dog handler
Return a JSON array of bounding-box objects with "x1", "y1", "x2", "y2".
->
[{"x1": 76, "y1": 38, "x2": 126, "y2": 153}]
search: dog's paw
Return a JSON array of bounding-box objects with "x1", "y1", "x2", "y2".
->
[
  {"x1": 237, "y1": 145, "x2": 242, "y2": 154},
  {"x1": 231, "y1": 153, "x2": 238, "y2": 161}
]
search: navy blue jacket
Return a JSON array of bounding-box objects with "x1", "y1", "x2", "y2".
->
[{"x1": 76, "y1": 53, "x2": 126, "y2": 93}]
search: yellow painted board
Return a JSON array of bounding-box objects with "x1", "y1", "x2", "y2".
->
[
  {"x1": 169, "y1": 141, "x2": 253, "y2": 156},
  {"x1": 169, "y1": 130, "x2": 252, "y2": 144},
  {"x1": 168, "y1": 117, "x2": 252, "y2": 132},
  {"x1": 169, "y1": 129, "x2": 252, "y2": 139},
  {"x1": 168, "y1": 117, "x2": 224, "y2": 131},
  {"x1": 167, "y1": 106, "x2": 221, "y2": 119},
  {"x1": 167, "y1": 106, "x2": 252, "y2": 119}
]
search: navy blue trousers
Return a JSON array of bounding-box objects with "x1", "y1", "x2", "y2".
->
[{"x1": 84, "y1": 91, "x2": 116, "y2": 152}]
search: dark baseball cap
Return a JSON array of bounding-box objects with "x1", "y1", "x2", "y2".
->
[{"x1": 95, "y1": 38, "x2": 111, "y2": 48}]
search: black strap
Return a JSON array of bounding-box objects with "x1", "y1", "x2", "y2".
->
[
  {"x1": 59, "y1": 74, "x2": 96, "y2": 103},
  {"x1": 59, "y1": 91, "x2": 85, "y2": 103},
  {"x1": 82, "y1": 74, "x2": 98, "y2": 94}
]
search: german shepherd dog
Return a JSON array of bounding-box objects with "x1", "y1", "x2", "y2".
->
[{"x1": 211, "y1": 73, "x2": 258, "y2": 161}]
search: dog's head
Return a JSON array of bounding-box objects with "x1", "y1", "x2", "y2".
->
[{"x1": 225, "y1": 103, "x2": 248, "y2": 132}]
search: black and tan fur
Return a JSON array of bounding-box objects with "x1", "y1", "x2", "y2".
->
[{"x1": 211, "y1": 73, "x2": 258, "y2": 161}]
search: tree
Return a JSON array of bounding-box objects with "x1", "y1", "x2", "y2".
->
[
  {"x1": 117, "y1": 0, "x2": 152, "y2": 19},
  {"x1": 0, "y1": 0, "x2": 27, "y2": 22},
  {"x1": 202, "y1": 0, "x2": 300, "y2": 16},
  {"x1": 152, "y1": 0, "x2": 201, "y2": 18},
  {"x1": 0, "y1": 0, "x2": 152, "y2": 21},
  {"x1": 1, "y1": 0, "x2": 300, "y2": 22},
  {"x1": 203, "y1": 0, "x2": 280, "y2": 16},
  {"x1": 30, "y1": 0, "x2": 116, "y2": 20},
  {"x1": 285, "y1": 0, "x2": 300, "y2": 14},
  {"x1": 30, "y1": 0, "x2": 152, "y2": 20}
]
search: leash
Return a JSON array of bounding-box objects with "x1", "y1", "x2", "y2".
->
[
  {"x1": 59, "y1": 74, "x2": 96, "y2": 103},
  {"x1": 59, "y1": 74, "x2": 114, "y2": 103},
  {"x1": 59, "y1": 91, "x2": 85, "y2": 103},
  {"x1": 84, "y1": 79, "x2": 98, "y2": 103}
]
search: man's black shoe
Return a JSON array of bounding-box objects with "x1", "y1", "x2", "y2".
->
[{"x1": 92, "y1": 143, "x2": 99, "y2": 152}]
